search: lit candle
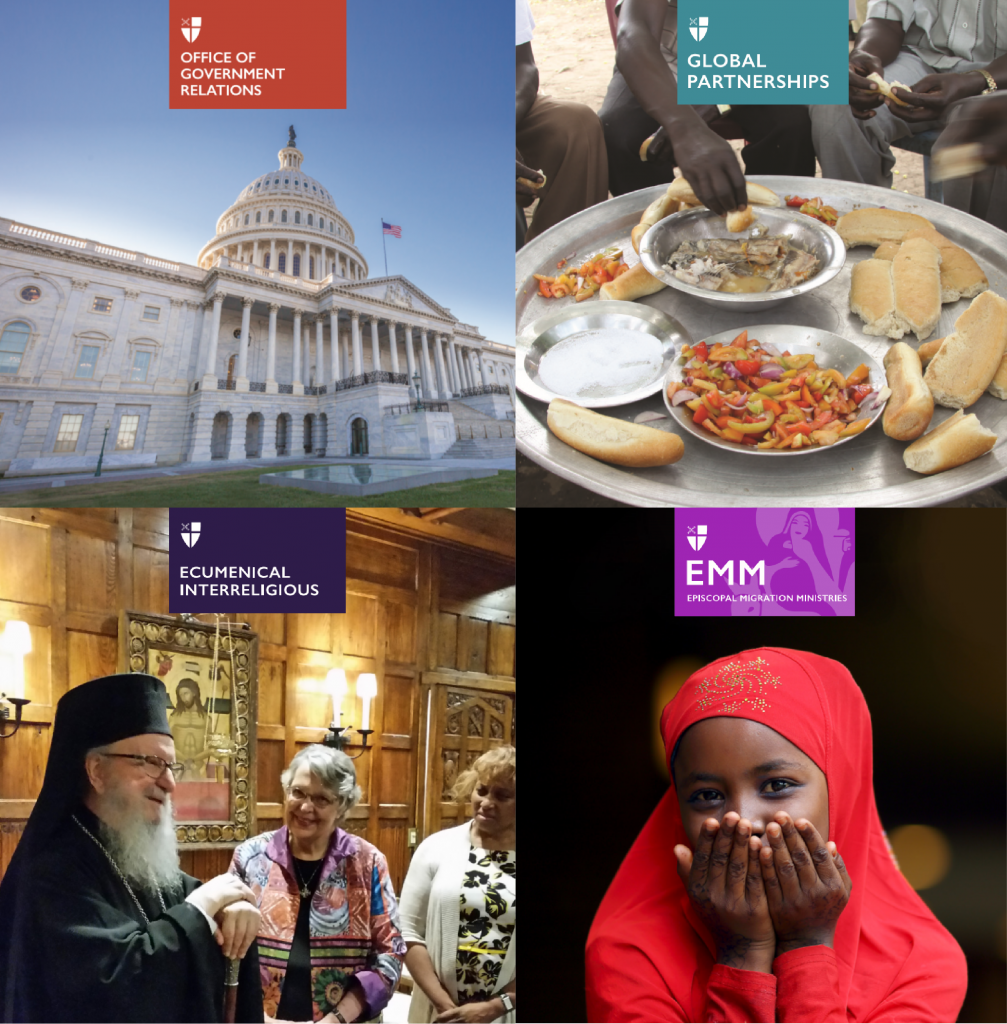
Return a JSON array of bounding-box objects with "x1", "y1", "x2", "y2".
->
[
  {"x1": 357, "y1": 673, "x2": 377, "y2": 731},
  {"x1": 0, "y1": 621, "x2": 31, "y2": 701},
  {"x1": 326, "y1": 668, "x2": 347, "y2": 727}
]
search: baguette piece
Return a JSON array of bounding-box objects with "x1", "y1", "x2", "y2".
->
[
  {"x1": 664, "y1": 176, "x2": 783, "y2": 209},
  {"x1": 631, "y1": 191, "x2": 681, "y2": 254},
  {"x1": 903, "y1": 227, "x2": 988, "y2": 302},
  {"x1": 891, "y1": 237, "x2": 942, "y2": 341},
  {"x1": 903, "y1": 409, "x2": 997, "y2": 474},
  {"x1": 547, "y1": 397, "x2": 685, "y2": 467},
  {"x1": 932, "y1": 142, "x2": 987, "y2": 182},
  {"x1": 866, "y1": 72, "x2": 912, "y2": 107},
  {"x1": 599, "y1": 261, "x2": 667, "y2": 301},
  {"x1": 882, "y1": 342, "x2": 933, "y2": 440},
  {"x1": 923, "y1": 290, "x2": 1007, "y2": 407},
  {"x1": 836, "y1": 208, "x2": 933, "y2": 248},
  {"x1": 917, "y1": 336, "x2": 945, "y2": 366},
  {"x1": 850, "y1": 258, "x2": 902, "y2": 337},
  {"x1": 873, "y1": 241, "x2": 901, "y2": 261},
  {"x1": 725, "y1": 205, "x2": 755, "y2": 233},
  {"x1": 987, "y1": 352, "x2": 1007, "y2": 399}
]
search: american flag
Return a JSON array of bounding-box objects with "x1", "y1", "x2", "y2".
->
[{"x1": 382, "y1": 221, "x2": 402, "y2": 238}]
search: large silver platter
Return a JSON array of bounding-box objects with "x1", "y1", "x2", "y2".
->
[
  {"x1": 516, "y1": 176, "x2": 1007, "y2": 507},
  {"x1": 663, "y1": 325, "x2": 887, "y2": 455}
]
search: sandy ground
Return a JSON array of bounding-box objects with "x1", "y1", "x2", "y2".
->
[{"x1": 526, "y1": 0, "x2": 926, "y2": 196}]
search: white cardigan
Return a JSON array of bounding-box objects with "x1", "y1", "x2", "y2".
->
[{"x1": 398, "y1": 821, "x2": 516, "y2": 1024}]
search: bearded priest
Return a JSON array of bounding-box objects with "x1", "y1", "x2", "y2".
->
[{"x1": 0, "y1": 674, "x2": 264, "y2": 1022}]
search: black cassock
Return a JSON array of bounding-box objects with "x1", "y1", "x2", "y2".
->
[{"x1": 4, "y1": 807, "x2": 262, "y2": 1023}]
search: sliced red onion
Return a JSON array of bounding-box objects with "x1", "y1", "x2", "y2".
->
[
  {"x1": 723, "y1": 361, "x2": 742, "y2": 379},
  {"x1": 760, "y1": 342, "x2": 782, "y2": 357},
  {"x1": 635, "y1": 411, "x2": 668, "y2": 424},
  {"x1": 671, "y1": 389, "x2": 699, "y2": 407},
  {"x1": 684, "y1": 375, "x2": 694, "y2": 386},
  {"x1": 758, "y1": 363, "x2": 784, "y2": 380}
]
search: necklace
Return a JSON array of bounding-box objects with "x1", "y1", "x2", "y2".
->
[
  {"x1": 291, "y1": 857, "x2": 323, "y2": 899},
  {"x1": 72, "y1": 814, "x2": 166, "y2": 924}
]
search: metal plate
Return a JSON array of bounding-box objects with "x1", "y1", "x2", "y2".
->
[
  {"x1": 640, "y1": 206, "x2": 845, "y2": 311},
  {"x1": 663, "y1": 325, "x2": 887, "y2": 455},
  {"x1": 516, "y1": 300, "x2": 689, "y2": 408},
  {"x1": 516, "y1": 176, "x2": 1007, "y2": 507}
]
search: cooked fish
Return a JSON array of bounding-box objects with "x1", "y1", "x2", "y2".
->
[{"x1": 663, "y1": 236, "x2": 820, "y2": 293}]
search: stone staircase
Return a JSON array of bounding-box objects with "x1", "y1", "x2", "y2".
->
[{"x1": 441, "y1": 436, "x2": 515, "y2": 459}]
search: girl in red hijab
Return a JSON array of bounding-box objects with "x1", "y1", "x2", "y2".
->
[{"x1": 586, "y1": 648, "x2": 967, "y2": 1022}]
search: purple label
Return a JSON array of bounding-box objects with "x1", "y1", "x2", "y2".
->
[
  {"x1": 169, "y1": 508, "x2": 346, "y2": 612},
  {"x1": 675, "y1": 509, "x2": 855, "y2": 616}
]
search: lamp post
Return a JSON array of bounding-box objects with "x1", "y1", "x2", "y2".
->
[
  {"x1": 95, "y1": 420, "x2": 111, "y2": 477},
  {"x1": 413, "y1": 372, "x2": 423, "y2": 412}
]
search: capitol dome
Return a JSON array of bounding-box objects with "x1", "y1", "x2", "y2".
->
[{"x1": 196, "y1": 131, "x2": 368, "y2": 282}]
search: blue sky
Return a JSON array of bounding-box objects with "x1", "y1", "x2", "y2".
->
[{"x1": 0, "y1": 1, "x2": 513, "y2": 347}]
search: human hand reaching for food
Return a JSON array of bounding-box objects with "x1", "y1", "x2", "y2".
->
[
  {"x1": 759, "y1": 812, "x2": 852, "y2": 956},
  {"x1": 675, "y1": 813, "x2": 776, "y2": 972}
]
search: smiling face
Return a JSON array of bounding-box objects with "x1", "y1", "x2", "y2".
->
[
  {"x1": 285, "y1": 766, "x2": 341, "y2": 852},
  {"x1": 87, "y1": 732, "x2": 177, "y2": 827},
  {"x1": 673, "y1": 717, "x2": 828, "y2": 849}
]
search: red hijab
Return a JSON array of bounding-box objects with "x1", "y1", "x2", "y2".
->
[{"x1": 586, "y1": 648, "x2": 967, "y2": 1022}]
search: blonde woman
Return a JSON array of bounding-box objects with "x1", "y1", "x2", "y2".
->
[{"x1": 400, "y1": 746, "x2": 516, "y2": 1023}]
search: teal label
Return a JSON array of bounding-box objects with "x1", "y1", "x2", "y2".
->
[{"x1": 677, "y1": 0, "x2": 849, "y2": 105}]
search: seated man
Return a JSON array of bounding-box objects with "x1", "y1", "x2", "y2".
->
[
  {"x1": 0, "y1": 673, "x2": 263, "y2": 1022},
  {"x1": 599, "y1": 0, "x2": 816, "y2": 209},
  {"x1": 810, "y1": 0, "x2": 1006, "y2": 229},
  {"x1": 517, "y1": 0, "x2": 609, "y2": 247}
]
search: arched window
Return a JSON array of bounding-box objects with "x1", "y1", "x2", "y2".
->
[
  {"x1": 243, "y1": 214, "x2": 249, "y2": 225},
  {"x1": 294, "y1": 211, "x2": 301, "y2": 225},
  {"x1": 292, "y1": 254, "x2": 301, "y2": 276},
  {"x1": 318, "y1": 217, "x2": 323, "y2": 229},
  {"x1": 278, "y1": 253, "x2": 286, "y2": 273},
  {"x1": 309, "y1": 257, "x2": 315, "y2": 278},
  {"x1": 255, "y1": 211, "x2": 261, "y2": 224},
  {"x1": 0, "y1": 320, "x2": 31, "y2": 374},
  {"x1": 264, "y1": 253, "x2": 270, "y2": 269},
  {"x1": 281, "y1": 210, "x2": 288, "y2": 223},
  {"x1": 268, "y1": 210, "x2": 274, "y2": 223},
  {"x1": 307, "y1": 214, "x2": 313, "y2": 226}
]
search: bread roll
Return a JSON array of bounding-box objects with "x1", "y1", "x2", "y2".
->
[
  {"x1": 917, "y1": 336, "x2": 945, "y2": 366},
  {"x1": 517, "y1": 171, "x2": 546, "y2": 190},
  {"x1": 923, "y1": 290, "x2": 1007, "y2": 407},
  {"x1": 873, "y1": 241, "x2": 901, "y2": 261},
  {"x1": 866, "y1": 72, "x2": 911, "y2": 107},
  {"x1": 892, "y1": 237, "x2": 942, "y2": 341},
  {"x1": 987, "y1": 352, "x2": 1007, "y2": 399},
  {"x1": 725, "y1": 205, "x2": 755, "y2": 232},
  {"x1": 902, "y1": 409, "x2": 997, "y2": 474},
  {"x1": 836, "y1": 208, "x2": 934, "y2": 248},
  {"x1": 599, "y1": 262, "x2": 666, "y2": 301},
  {"x1": 903, "y1": 227, "x2": 988, "y2": 303},
  {"x1": 664, "y1": 176, "x2": 783, "y2": 209},
  {"x1": 547, "y1": 397, "x2": 685, "y2": 467},
  {"x1": 631, "y1": 192, "x2": 681, "y2": 254},
  {"x1": 850, "y1": 259, "x2": 899, "y2": 336},
  {"x1": 882, "y1": 342, "x2": 933, "y2": 440},
  {"x1": 932, "y1": 142, "x2": 987, "y2": 182}
]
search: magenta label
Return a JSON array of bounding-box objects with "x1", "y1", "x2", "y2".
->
[{"x1": 675, "y1": 509, "x2": 855, "y2": 616}]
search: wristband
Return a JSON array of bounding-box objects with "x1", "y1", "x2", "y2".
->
[
  {"x1": 974, "y1": 69, "x2": 998, "y2": 94},
  {"x1": 498, "y1": 992, "x2": 514, "y2": 1013}
]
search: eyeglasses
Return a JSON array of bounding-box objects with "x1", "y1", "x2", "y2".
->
[
  {"x1": 287, "y1": 786, "x2": 337, "y2": 810},
  {"x1": 101, "y1": 753, "x2": 184, "y2": 779}
]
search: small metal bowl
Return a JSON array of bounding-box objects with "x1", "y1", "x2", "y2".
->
[
  {"x1": 662, "y1": 324, "x2": 887, "y2": 455},
  {"x1": 516, "y1": 299, "x2": 690, "y2": 408},
  {"x1": 639, "y1": 206, "x2": 846, "y2": 312}
]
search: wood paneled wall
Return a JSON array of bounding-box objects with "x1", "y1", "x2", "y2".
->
[{"x1": 0, "y1": 509, "x2": 515, "y2": 893}]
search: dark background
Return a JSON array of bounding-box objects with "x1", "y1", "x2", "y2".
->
[{"x1": 523, "y1": 509, "x2": 1006, "y2": 1023}]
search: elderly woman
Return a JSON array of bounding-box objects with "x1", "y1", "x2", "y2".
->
[
  {"x1": 230, "y1": 745, "x2": 405, "y2": 1023},
  {"x1": 400, "y1": 746, "x2": 516, "y2": 1024}
]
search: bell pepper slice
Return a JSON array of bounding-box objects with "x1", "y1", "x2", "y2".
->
[{"x1": 725, "y1": 409, "x2": 775, "y2": 434}]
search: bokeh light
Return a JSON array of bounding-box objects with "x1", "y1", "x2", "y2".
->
[
  {"x1": 651, "y1": 657, "x2": 704, "y2": 778},
  {"x1": 888, "y1": 824, "x2": 953, "y2": 890}
]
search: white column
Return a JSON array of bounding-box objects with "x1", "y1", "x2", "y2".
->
[
  {"x1": 479, "y1": 350, "x2": 492, "y2": 386},
  {"x1": 203, "y1": 292, "x2": 226, "y2": 378},
  {"x1": 370, "y1": 318, "x2": 381, "y2": 373},
  {"x1": 316, "y1": 316, "x2": 325, "y2": 386},
  {"x1": 351, "y1": 312, "x2": 363, "y2": 376},
  {"x1": 420, "y1": 329, "x2": 435, "y2": 400},
  {"x1": 266, "y1": 302, "x2": 279, "y2": 392},
  {"x1": 328, "y1": 309, "x2": 340, "y2": 381},
  {"x1": 252, "y1": 239, "x2": 259, "y2": 266},
  {"x1": 449, "y1": 339, "x2": 463, "y2": 393},
  {"x1": 303, "y1": 317, "x2": 313, "y2": 386},
  {"x1": 109, "y1": 288, "x2": 141, "y2": 379},
  {"x1": 292, "y1": 308, "x2": 303, "y2": 392},
  {"x1": 287, "y1": 239, "x2": 293, "y2": 275},
  {"x1": 404, "y1": 325, "x2": 418, "y2": 396},
  {"x1": 433, "y1": 333, "x2": 451, "y2": 399},
  {"x1": 236, "y1": 296, "x2": 252, "y2": 389},
  {"x1": 387, "y1": 321, "x2": 400, "y2": 375},
  {"x1": 341, "y1": 329, "x2": 351, "y2": 379},
  {"x1": 269, "y1": 239, "x2": 276, "y2": 271}
]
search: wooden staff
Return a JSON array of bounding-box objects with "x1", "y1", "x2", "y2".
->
[{"x1": 223, "y1": 956, "x2": 241, "y2": 1023}]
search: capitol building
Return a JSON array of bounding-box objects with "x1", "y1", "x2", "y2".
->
[{"x1": 0, "y1": 132, "x2": 514, "y2": 476}]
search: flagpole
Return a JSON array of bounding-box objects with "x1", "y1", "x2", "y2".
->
[{"x1": 382, "y1": 218, "x2": 388, "y2": 277}]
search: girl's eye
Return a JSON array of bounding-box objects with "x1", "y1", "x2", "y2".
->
[
  {"x1": 690, "y1": 789, "x2": 722, "y2": 803},
  {"x1": 763, "y1": 778, "x2": 796, "y2": 794}
]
